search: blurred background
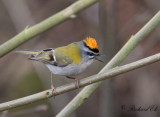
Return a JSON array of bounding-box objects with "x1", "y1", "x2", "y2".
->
[{"x1": 0, "y1": 0, "x2": 160, "y2": 117}]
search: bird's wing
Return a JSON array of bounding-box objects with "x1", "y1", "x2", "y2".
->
[
  {"x1": 16, "y1": 48, "x2": 73, "y2": 67},
  {"x1": 42, "y1": 48, "x2": 73, "y2": 67},
  {"x1": 53, "y1": 50, "x2": 73, "y2": 67},
  {"x1": 31, "y1": 48, "x2": 73, "y2": 67}
]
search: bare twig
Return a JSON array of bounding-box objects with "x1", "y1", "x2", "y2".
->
[
  {"x1": 56, "y1": 11, "x2": 160, "y2": 117},
  {"x1": 0, "y1": 53, "x2": 160, "y2": 112},
  {"x1": 0, "y1": 0, "x2": 98, "y2": 57}
]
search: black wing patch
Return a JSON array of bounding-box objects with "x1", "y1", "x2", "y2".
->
[
  {"x1": 43, "y1": 48, "x2": 54, "y2": 52},
  {"x1": 49, "y1": 54, "x2": 54, "y2": 61}
]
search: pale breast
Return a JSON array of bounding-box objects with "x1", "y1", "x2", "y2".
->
[{"x1": 45, "y1": 60, "x2": 93, "y2": 76}]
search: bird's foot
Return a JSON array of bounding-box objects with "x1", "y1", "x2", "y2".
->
[
  {"x1": 75, "y1": 79, "x2": 80, "y2": 88},
  {"x1": 51, "y1": 85, "x2": 56, "y2": 98}
]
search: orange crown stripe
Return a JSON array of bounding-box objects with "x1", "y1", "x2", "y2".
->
[{"x1": 83, "y1": 37, "x2": 98, "y2": 49}]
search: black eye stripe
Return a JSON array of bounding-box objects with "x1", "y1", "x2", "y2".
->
[{"x1": 87, "y1": 52, "x2": 95, "y2": 56}]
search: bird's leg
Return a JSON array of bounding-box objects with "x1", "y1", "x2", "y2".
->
[
  {"x1": 50, "y1": 72, "x2": 55, "y2": 96},
  {"x1": 66, "y1": 76, "x2": 80, "y2": 88}
]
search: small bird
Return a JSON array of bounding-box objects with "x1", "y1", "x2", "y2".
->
[{"x1": 17, "y1": 37, "x2": 103, "y2": 94}]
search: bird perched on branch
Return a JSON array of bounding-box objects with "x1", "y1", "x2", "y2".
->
[{"x1": 17, "y1": 37, "x2": 104, "y2": 94}]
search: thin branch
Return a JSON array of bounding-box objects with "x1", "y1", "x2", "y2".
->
[
  {"x1": 0, "y1": 53, "x2": 160, "y2": 112},
  {"x1": 56, "y1": 11, "x2": 160, "y2": 117},
  {"x1": 0, "y1": 0, "x2": 98, "y2": 58},
  {"x1": 0, "y1": 105, "x2": 47, "y2": 117}
]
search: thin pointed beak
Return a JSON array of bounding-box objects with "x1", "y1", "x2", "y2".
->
[
  {"x1": 96, "y1": 53, "x2": 106, "y2": 57},
  {"x1": 94, "y1": 53, "x2": 105, "y2": 63},
  {"x1": 95, "y1": 57, "x2": 104, "y2": 63}
]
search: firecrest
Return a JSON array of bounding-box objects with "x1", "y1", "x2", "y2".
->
[{"x1": 17, "y1": 37, "x2": 103, "y2": 94}]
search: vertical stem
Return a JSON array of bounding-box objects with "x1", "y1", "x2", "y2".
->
[{"x1": 56, "y1": 11, "x2": 160, "y2": 117}]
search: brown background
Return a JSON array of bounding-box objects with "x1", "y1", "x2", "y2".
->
[{"x1": 0, "y1": 0, "x2": 160, "y2": 117}]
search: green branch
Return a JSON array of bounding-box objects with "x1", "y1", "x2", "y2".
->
[
  {"x1": 0, "y1": 53, "x2": 160, "y2": 112},
  {"x1": 0, "y1": 0, "x2": 98, "y2": 58},
  {"x1": 56, "y1": 11, "x2": 160, "y2": 117}
]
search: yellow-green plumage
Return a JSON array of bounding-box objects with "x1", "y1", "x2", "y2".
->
[
  {"x1": 16, "y1": 42, "x2": 81, "y2": 66},
  {"x1": 55, "y1": 43, "x2": 81, "y2": 65}
]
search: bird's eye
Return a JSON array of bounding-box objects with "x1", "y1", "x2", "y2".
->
[{"x1": 87, "y1": 52, "x2": 94, "y2": 56}]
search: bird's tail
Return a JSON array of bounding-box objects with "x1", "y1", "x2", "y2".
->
[
  {"x1": 16, "y1": 50, "x2": 51, "y2": 62},
  {"x1": 16, "y1": 50, "x2": 42, "y2": 61}
]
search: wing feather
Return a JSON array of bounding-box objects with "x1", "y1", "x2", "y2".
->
[{"x1": 16, "y1": 48, "x2": 73, "y2": 67}]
